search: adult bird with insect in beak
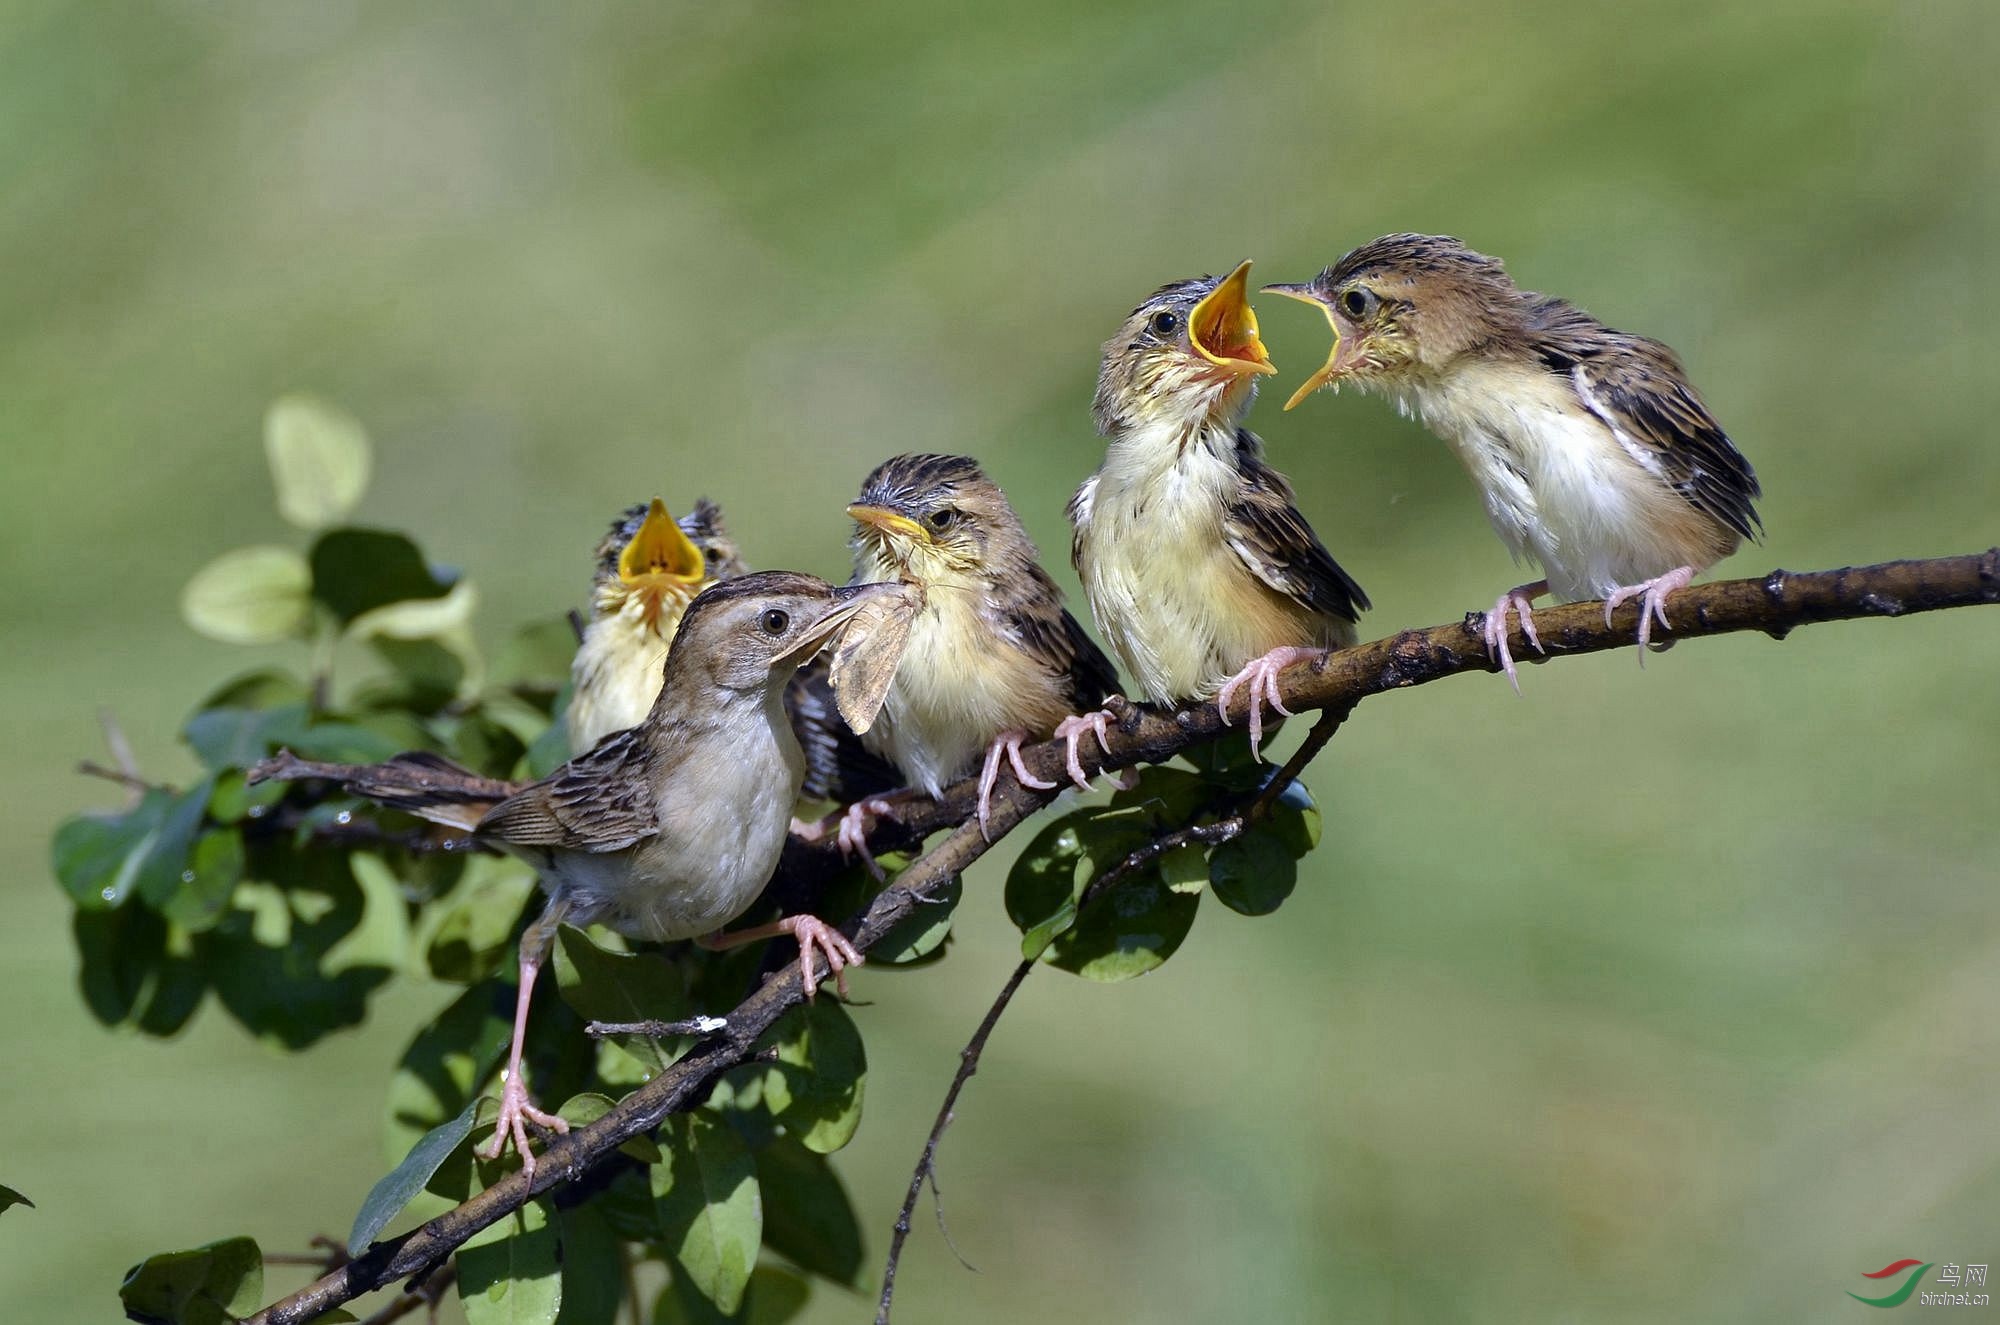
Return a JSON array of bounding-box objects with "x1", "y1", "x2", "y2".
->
[
  {"x1": 1267, "y1": 234, "x2": 1761, "y2": 688},
  {"x1": 568, "y1": 497, "x2": 747, "y2": 753},
  {"x1": 842, "y1": 454, "x2": 1119, "y2": 844},
  {"x1": 252, "y1": 572, "x2": 912, "y2": 1174},
  {"x1": 1070, "y1": 260, "x2": 1370, "y2": 760}
]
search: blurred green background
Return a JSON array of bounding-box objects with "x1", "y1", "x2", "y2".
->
[{"x1": 6, "y1": 1, "x2": 1997, "y2": 1320}]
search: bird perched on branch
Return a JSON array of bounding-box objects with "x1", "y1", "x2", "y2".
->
[
  {"x1": 567, "y1": 495, "x2": 898, "y2": 802},
  {"x1": 253, "y1": 572, "x2": 909, "y2": 1174},
  {"x1": 1266, "y1": 234, "x2": 1761, "y2": 687},
  {"x1": 567, "y1": 497, "x2": 745, "y2": 753},
  {"x1": 1070, "y1": 260, "x2": 1369, "y2": 759},
  {"x1": 842, "y1": 454, "x2": 1119, "y2": 840}
]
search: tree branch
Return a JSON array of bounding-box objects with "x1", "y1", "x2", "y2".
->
[{"x1": 242, "y1": 549, "x2": 1999, "y2": 1325}]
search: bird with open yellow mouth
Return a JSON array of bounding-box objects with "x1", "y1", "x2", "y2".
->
[
  {"x1": 1264, "y1": 234, "x2": 1760, "y2": 688},
  {"x1": 1069, "y1": 260, "x2": 1369, "y2": 759},
  {"x1": 566, "y1": 497, "x2": 745, "y2": 753}
]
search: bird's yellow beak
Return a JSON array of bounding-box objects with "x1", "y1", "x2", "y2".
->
[
  {"x1": 618, "y1": 499, "x2": 707, "y2": 584},
  {"x1": 846, "y1": 503, "x2": 930, "y2": 545},
  {"x1": 1189, "y1": 260, "x2": 1277, "y2": 378},
  {"x1": 1262, "y1": 283, "x2": 1354, "y2": 410}
]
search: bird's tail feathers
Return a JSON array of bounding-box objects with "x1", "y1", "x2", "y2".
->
[{"x1": 248, "y1": 749, "x2": 518, "y2": 832}]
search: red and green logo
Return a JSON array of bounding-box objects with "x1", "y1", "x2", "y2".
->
[{"x1": 1849, "y1": 1259, "x2": 1932, "y2": 1308}]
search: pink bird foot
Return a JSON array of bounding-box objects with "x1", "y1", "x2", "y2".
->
[
  {"x1": 977, "y1": 728, "x2": 1056, "y2": 839},
  {"x1": 1052, "y1": 709, "x2": 1115, "y2": 790},
  {"x1": 1482, "y1": 579, "x2": 1548, "y2": 694},
  {"x1": 811, "y1": 794, "x2": 901, "y2": 881},
  {"x1": 1602, "y1": 565, "x2": 1697, "y2": 659},
  {"x1": 1216, "y1": 646, "x2": 1322, "y2": 763},
  {"x1": 477, "y1": 1069, "x2": 571, "y2": 1176},
  {"x1": 702, "y1": 914, "x2": 864, "y2": 1000}
]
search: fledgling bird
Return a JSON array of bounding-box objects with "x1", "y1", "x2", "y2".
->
[
  {"x1": 567, "y1": 497, "x2": 747, "y2": 753},
  {"x1": 1071, "y1": 260, "x2": 1369, "y2": 758},
  {"x1": 253, "y1": 572, "x2": 904, "y2": 1173},
  {"x1": 844, "y1": 454, "x2": 1119, "y2": 838},
  {"x1": 1266, "y1": 234, "x2": 1761, "y2": 686}
]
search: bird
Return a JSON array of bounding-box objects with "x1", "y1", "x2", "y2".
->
[
  {"x1": 1070, "y1": 260, "x2": 1369, "y2": 759},
  {"x1": 1264, "y1": 234, "x2": 1761, "y2": 687},
  {"x1": 842, "y1": 453, "x2": 1119, "y2": 841},
  {"x1": 566, "y1": 495, "x2": 899, "y2": 804},
  {"x1": 252, "y1": 571, "x2": 907, "y2": 1174},
  {"x1": 567, "y1": 497, "x2": 746, "y2": 753}
]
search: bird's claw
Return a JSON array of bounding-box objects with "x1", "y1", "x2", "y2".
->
[
  {"x1": 778, "y1": 914, "x2": 864, "y2": 1001},
  {"x1": 1482, "y1": 581, "x2": 1547, "y2": 694},
  {"x1": 1052, "y1": 710, "x2": 1115, "y2": 790},
  {"x1": 476, "y1": 1074, "x2": 569, "y2": 1177},
  {"x1": 1602, "y1": 566, "x2": 1696, "y2": 661},
  {"x1": 1215, "y1": 647, "x2": 1319, "y2": 762},
  {"x1": 977, "y1": 730, "x2": 1054, "y2": 839},
  {"x1": 831, "y1": 796, "x2": 893, "y2": 880}
]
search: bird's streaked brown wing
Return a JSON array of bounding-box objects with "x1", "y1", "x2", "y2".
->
[
  {"x1": 993, "y1": 566, "x2": 1121, "y2": 709},
  {"x1": 476, "y1": 728, "x2": 659, "y2": 852},
  {"x1": 1223, "y1": 431, "x2": 1371, "y2": 627},
  {"x1": 1534, "y1": 311, "x2": 1762, "y2": 542}
]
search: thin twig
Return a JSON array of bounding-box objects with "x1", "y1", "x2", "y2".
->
[
  {"x1": 356, "y1": 1264, "x2": 455, "y2": 1325},
  {"x1": 241, "y1": 550, "x2": 2000, "y2": 1325},
  {"x1": 875, "y1": 958, "x2": 1032, "y2": 1323},
  {"x1": 76, "y1": 760, "x2": 163, "y2": 795}
]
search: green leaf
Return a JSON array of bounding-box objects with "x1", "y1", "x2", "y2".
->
[
  {"x1": 0, "y1": 1185, "x2": 33, "y2": 1215},
  {"x1": 553, "y1": 1205, "x2": 624, "y2": 1325},
  {"x1": 1209, "y1": 830, "x2": 1299, "y2": 916},
  {"x1": 386, "y1": 982, "x2": 513, "y2": 1169},
  {"x1": 1048, "y1": 866, "x2": 1199, "y2": 982},
  {"x1": 119, "y1": 1236, "x2": 263, "y2": 1325},
  {"x1": 54, "y1": 797, "x2": 167, "y2": 910},
  {"x1": 161, "y1": 829, "x2": 245, "y2": 931},
  {"x1": 552, "y1": 926, "x2": 691, "y2": 1074},
  {"x1": 135, "y1": 923, "x2": 209, "y2": 1037},
  {"x1": 207, "y1": 770, "x2": 287, "y2": 825},
  {"x1": 181, "y1": 546, "x2": 314, "y2": 645},
  {"x1": 653, "y1": 1112, "x2": 761, "y2": 1316},
  {"x1": 183, "y1": 703, "x2": 309, "y2": 772},
  {"x1": 309, "y1": 528, "x2": 451, "y2": 624},
  {"x1": 1107, "y1": 764, "x2": 1212, "y2": 824},
  {"x1": 1268, "y1": 779, "x2": 1322, "y2": 858},
  {"x1": 1004, "y1": 818, "x2": 1087, "y2": 956},
  {"x1": 265, "y1": 394, "x2": 371, "y2": 530},
  {"x1": 868, "y1": 872, "x2": 961, "y2": 964},
  {"x1": 207, "y1": 852, "x2": 392, "y2": 1049},
  {"x1": 757, "y1": 1136, "x2": 862, "y2": 1286},
  {"x1": 655, "y1": 1265, "x2": 812, "y2": 1325},
  {"x1": 458, "y1": 1198, "x2": 562, "y2": 1325},
  {"x1": 494, "y1": 617, "x2": 582, "y2": 689},
  {"x1": 1159, "y1": 843, "x2": 1209, "y2": 894},
  {"x1": 425, "y1": 856, "x2": 537, "y2": 984},
  {"x1": 350, "y1": 1099, "x2": 479, "y2": 1252},
  {"x1": 72, "y1": 905, "x2": 166, "y2": 1026},
  {"x1": 755, "y1": 1000, "x2": 866, "y2": 1154}
]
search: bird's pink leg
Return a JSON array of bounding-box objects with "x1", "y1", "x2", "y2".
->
[
  {"x1": 476, "y1": 912, "x2": 571, "y2": 1176},
  {"x1": 700, "y1": 914, "x2": 863, "y2": 1000},
  {"x1": 1483, "y1": 579, "x2": 1549, "y2": 694},
  {"x1": 1051, "y1": 710, "x2": 1114, "y2": 791},
  {"x1": 1215, "y1": 646, "x2": 1322, "y2": 763},
  {"x1": 795, "y1": 794, "x2": 905, "y2": 881},
  {"x1": 977, "y1": 729, "x2": 1056, "y2": 839},
  {"x1": 1602, "y1": 565, "x2": 1697, "y2": 659}
]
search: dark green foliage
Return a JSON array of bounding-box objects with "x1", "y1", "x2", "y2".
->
[{"x1": 59, "y1": 408, "x2": 1330, "y2": 1323}]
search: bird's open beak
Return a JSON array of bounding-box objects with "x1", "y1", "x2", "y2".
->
[
  {"x1": 618, "y1": 499, "x2": 707, "y2": 583},
  {"x1": 1261, "y1": 283, "x2": 1357, "y2": 410},
  {"x1": 1189, "y1": 260, "x2": 1277, "y2": 377},
  {"x1": 778, "y1": 580, "x2": 905, "y2": 666},
  {"x1": 846, "y1": 503, "x2": 931, "y2": 546}
]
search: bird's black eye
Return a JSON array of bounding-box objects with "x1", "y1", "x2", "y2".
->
[
  {"x1": 1149, "y1": 310, "x2": 1180, "y2": 337},
  {"x1": 926, "y1": 507, "x2": 957, "y2": 531},
  {"x1": 1340, "y1": 288, "x2": 1372, "y2": 320},
  {"x1": 760, "y1": 608, "x2": 790, "y2": 635},
  {"x1": 705, "y1": 547, "x2": 722, "y2": 563}
]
